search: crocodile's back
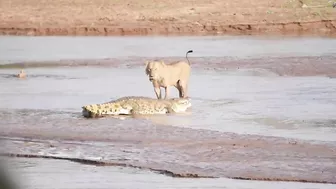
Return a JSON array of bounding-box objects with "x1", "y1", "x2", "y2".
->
[
  {"x1": 108, "y1": 96, "x2": 153, "y2": 103},
  {"x1": 82, "y1": 96, "x2": 191, "y2": 118},
  {"x1": 82, "y1": 96, "x2": 162, "y2": 118},
  {"x1": 128, "y1": 98, "x2": 173, "y2": 115}
]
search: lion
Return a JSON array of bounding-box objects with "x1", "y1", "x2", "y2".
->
[{"x1": 145, "y1": 50, "x2": 193, "y2": 99}]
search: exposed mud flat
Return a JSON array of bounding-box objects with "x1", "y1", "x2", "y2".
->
[{"x1": 1, "y1": 124, "x2": 336, "y2": 183}]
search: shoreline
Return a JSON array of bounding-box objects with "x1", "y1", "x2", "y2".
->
[
  {"x1": 1, "y1": 56, "x2": 336, "y2": 77},
  {"x1": 1, "y1": 19, "x2": 335, "y2": 37}
]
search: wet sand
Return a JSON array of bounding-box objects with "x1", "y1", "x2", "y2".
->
[{"x1": 1, "y1": 36, "x2": 336, "y2": 187}]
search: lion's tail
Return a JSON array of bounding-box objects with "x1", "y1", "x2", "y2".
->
[{"x1": 185, "y1": 50, "x2": 193, "y2": 65}]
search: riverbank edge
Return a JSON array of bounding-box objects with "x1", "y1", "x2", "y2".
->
[
  {"x1": 1, "y1": 20, "x2": 335, "y2": 37},
  {"x1": 2, "y1": 153, "x2": 335, "y2": 184}
]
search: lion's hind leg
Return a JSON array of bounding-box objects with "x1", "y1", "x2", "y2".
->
[
  {"x1": 177, "y1": 80, "x2": 188, "y2": 98},
  {"x1": 176, "y1": 80, "x2": 183, "y2": 98}
]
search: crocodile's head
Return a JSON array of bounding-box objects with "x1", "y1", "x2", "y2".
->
[
  {"x1": 82, "y1": 103, "x2": 132, "y2": 118},
  {"x1": 169, "y1": 98, "x2": 192, "y2": 113}
]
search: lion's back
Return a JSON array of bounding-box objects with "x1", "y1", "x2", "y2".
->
[{"x1": 164, "y1": 61, "x2": 191, "y2": 82}]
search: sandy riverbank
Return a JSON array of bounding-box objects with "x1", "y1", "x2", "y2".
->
[
  {"x1": 0, "y1": 0, "x2": 336, "y2": 36},
  {"x1": 1, "y1": 128, "x2": 336, "y2": 184}
]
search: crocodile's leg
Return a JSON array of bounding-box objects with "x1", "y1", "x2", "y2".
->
[
  {"x1": 166, "y1": 106, "x2": 175, "y2": 113},
  {"x1": 130, "y1": 106, "x2": 151, "y2": 115},
  {"x1": 166, "y1": 102, "x2": 181, "y2": 114},
  {"x1": 129, "y1": 107, "x2": 151, "y2": 119}
]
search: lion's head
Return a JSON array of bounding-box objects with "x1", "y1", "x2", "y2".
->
[{"x1": 145, "y1": 60, "x2": 166, "y2": 81}]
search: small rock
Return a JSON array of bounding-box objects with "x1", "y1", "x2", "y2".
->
[{"x1": 302, "y1": 4, "x2": 308, "y2": 8}]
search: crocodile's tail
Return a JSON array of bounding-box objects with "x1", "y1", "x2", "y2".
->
[{"x1": 82, "y1": 102, "x2": 132, "y2": 118}]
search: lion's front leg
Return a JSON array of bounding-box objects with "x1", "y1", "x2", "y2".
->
[
  {"x1": 164, "y1": 87, "x2": 170, "y2": 99},
  {"x1": 154, "y1": 87, "x2": 162, "y2": 99}
]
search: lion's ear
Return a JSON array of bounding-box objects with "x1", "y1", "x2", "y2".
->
[
  {"x1": 160, "y1": 60, "x2": 165, "y2": 66},
  {"x1": 145, "y1": 61, "x2": 149, "y2": 67}
]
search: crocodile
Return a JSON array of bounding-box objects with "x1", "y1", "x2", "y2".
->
[{"x1": 82, "y1": 96, "x2": 192, "y2": 118}]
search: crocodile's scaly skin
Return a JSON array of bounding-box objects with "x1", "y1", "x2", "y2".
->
[{"x1": 82, "y1": 96, "x2": 191, "y2": 118}]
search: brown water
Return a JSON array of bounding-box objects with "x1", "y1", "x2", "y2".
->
[{"x1": 0, "y1": 36, "x2": 336, "y2": 188}]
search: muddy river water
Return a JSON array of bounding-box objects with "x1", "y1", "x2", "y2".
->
[{"x1": 0, "y1": 36, "x2": 336, "y2": 188}]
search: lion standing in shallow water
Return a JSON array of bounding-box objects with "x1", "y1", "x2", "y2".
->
[{"x1": 145, "y1": 50, "x2": 193, "y2": 99}]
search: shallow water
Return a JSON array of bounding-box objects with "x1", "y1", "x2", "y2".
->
[
  {"x1": 1, "y1": 36, "x2": 336, "y2": 187},
  {"x1": 0, "y1": 67, "x2": 335, "y2": 141}
]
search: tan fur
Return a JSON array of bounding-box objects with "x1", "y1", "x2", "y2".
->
[
  {"x1": 17, "y1": 70, "x2": 26, "y2": 78},
  {"x1": 145, "y1": 50, "x2": 193, "y2": 99}
]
